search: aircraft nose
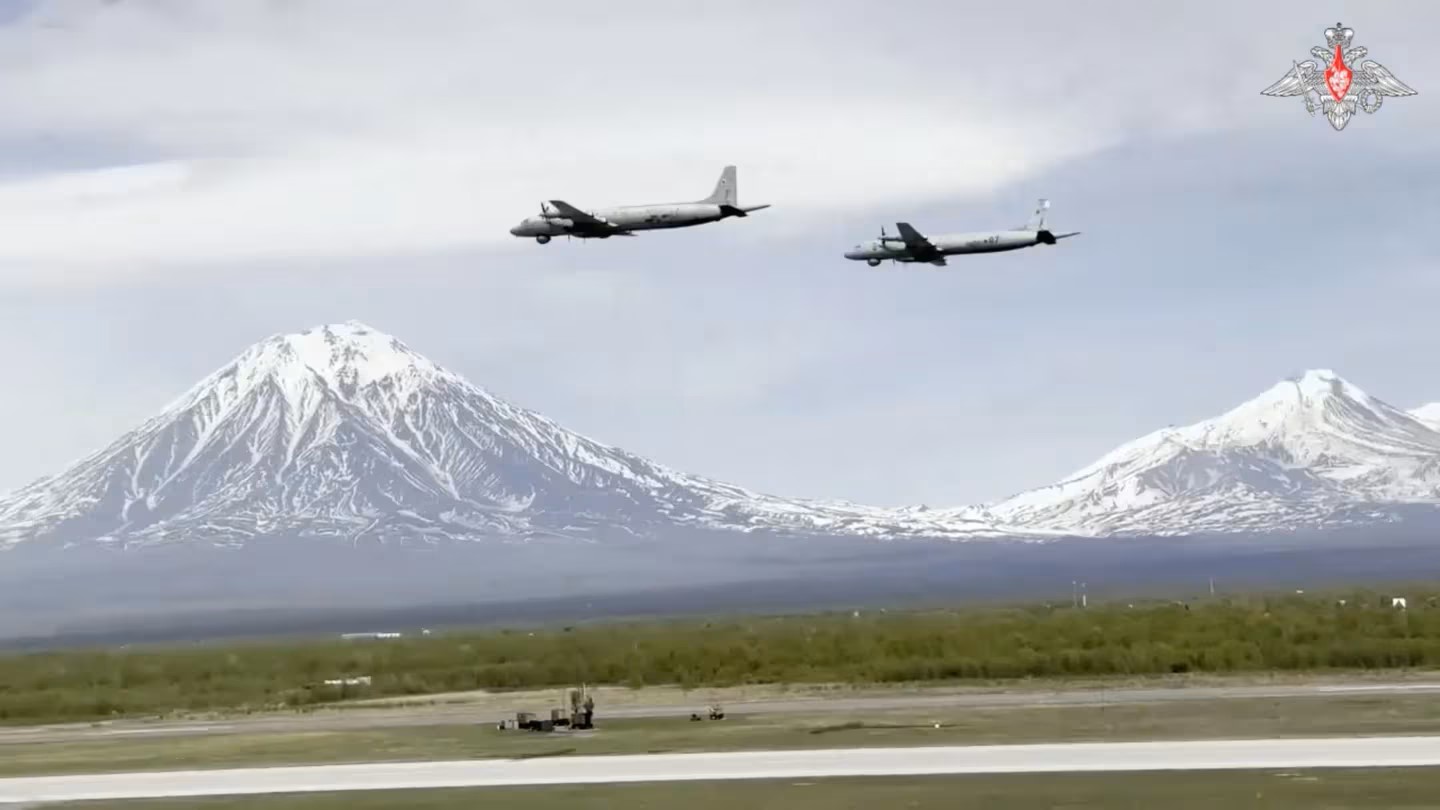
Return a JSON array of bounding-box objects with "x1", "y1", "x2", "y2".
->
[{"x1": 509, "y1": 223, "x2": 528, "y2": 236}]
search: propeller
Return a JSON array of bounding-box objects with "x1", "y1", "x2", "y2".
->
[{"x1": 875, "y1": 225, "x2": 903, "y2": 266}]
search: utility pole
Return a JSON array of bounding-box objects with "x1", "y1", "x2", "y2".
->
[
  {"x1": 1072, "y1": 580, "x2": 1078, "y2": 608},
  {"x1": 1081, "y1": 582, "x2": 1088, "y2": 609},
  {"x1": 1210, "y1": 577, "x2": 1215, "y2": 597}
]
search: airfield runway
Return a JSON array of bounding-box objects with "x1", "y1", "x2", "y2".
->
[
  {"x1": 4, "y1": 736, "x2": 1440, "y2": 802},
  {"x1": 3, "y1": 678, "x2": 1440, "y2": 746}
]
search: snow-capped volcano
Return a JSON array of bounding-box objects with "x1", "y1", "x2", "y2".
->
[
  {"x1": 975, "y1": 370, "x2": 1440, "y2": 535},
  {"x1": 0, "y1": 322, "x2": 1023, "y2": 550},
  {"x1": 5, "y1": 327, "x2": 1438, "y2": 553}
]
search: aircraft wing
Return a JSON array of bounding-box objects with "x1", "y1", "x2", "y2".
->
[
  {"x1": 894, "y1": 222, "x2": 942, "y2": 261},
  {"x1": 546, "y1": 200, "x2": 632, "y2": 235}
]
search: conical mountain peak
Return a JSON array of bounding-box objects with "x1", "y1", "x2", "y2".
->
[
  {"x1": 156, "y1": 321, "x2": 450, "y2": 418},
  {"x1": 249, "y1": 321, "x2": 441, "y2": 389},
  {"x1": 1262, "y1": 368, "x2": 1366, "y2": 405},
  {"x1": 0, "y1": 324, "x2": 1028, "y2": 550}
]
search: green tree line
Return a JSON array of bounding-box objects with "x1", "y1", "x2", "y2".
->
[{"x1": 1, "y1": 588, "x2": 1436, "y2": 723}]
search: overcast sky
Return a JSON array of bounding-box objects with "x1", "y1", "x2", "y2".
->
[{"x1": 2, "y1": 0, "x2": 1438, "y2": 508}]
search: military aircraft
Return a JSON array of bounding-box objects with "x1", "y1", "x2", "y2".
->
[
  {"x1": 509, "y1": 165, "x2": 770, "y2": 244},
  {"x1": 843, "y1": 199, "x2": 1080, "y2": 267}
]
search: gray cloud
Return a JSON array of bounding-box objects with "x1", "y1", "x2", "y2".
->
[{"x1": 10, "y1": 0, "x2": 1434, "y2": 280}]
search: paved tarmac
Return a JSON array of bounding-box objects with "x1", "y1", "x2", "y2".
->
[{"x1": 5, "y1": 736, "x2": 1440, "y2": 802}]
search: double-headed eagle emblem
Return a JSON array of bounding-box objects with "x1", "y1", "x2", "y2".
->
[{"x1": 1261, "y1": 23, "x2": 1416, "y2": 131}]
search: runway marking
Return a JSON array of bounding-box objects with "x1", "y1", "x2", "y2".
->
[
  {"x1": 5, "y1": 736, "x2": 1440, "y2": 802},
  {"x1": 1314, "y1": 684, "x2": 1440, "y2": 692},
  {"x1": 98, "y1": 725, "x2": 236, "y2": 736}
]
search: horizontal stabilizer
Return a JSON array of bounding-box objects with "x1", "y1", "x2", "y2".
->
[
  {"x1": 1037, "y1": 228, "x2": 1081, "y2": 245},
  {"x1": 719, "y1": 203, "x2": 771, "y2": 218}
]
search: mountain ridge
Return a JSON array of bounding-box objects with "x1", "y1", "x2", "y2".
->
[
  {"x1": 967, "y1": 369, "x2": 1440, "y2": 535},
  {"x1": 0, "y1": 321, "x2": 1032, "y2": 549},
  {"x1": 4, "y1": 324, "x2": 1440, "y2": 550}
]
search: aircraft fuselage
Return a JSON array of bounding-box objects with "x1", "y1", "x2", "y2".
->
[
  {"x1": 510, "y1": 203, "x2": 739, "y2": 239},
  {"x1": 510, "y1": 165, "x2": 769, "y2": 243},
  {"x1": 845, "y1": 230, "x2": 1044, "y2": 263}
]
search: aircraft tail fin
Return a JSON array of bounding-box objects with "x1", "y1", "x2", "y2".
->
[
  {"x1": 1024, "y1": 198, "x2": 1050, "y2": 231},
  {"x1": 699, "y1": 165, "x2": 738, "y2": 206}
]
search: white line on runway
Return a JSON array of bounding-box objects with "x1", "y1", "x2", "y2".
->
[
  {"x1": 6, "y1": 736, "x2": 1440, "y2": 802},
  {"x1": 1314, "y1": 685, "x2": 1440, "y2": 692},
  {"x1": 98, "y1": 726, "x2": 237, "y2": 736}
]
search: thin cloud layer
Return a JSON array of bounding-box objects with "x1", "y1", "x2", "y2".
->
[
  {"x1": 3, "y1": 0, "x2": 1401, "y2": 283},
  {"x1": 2, "y1": 0, "x2": 1438, "y2": 507}
]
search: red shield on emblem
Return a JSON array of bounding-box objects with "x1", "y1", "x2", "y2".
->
[{"x1": 1324, "y1": 44, "x2": 1353, "y2": 102}]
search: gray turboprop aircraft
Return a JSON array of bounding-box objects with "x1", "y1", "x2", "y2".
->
[
  {"x1": 843, "y1": 199, "x2": 1080, "y2": 267},
  {"x1": 509, "y1": 165, "x2": 770, "y2": 244}
]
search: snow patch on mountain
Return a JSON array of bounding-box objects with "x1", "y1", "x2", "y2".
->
[
  {"x1": 970, "y1": 370, "x2": 1440, "y2": 535},
  {"x1": 1412, "y1": 403, "x2": 1440, "y2": 432}
]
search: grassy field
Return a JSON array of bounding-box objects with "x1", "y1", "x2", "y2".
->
[
  {"x1": 8, "y1": 693, "x2": 1440, "y2": 778},
  {"x1": 54, "y1": 769, "x2": 1440, "y2": 810},
  {"x1": 4, "y1": 587, "x2": 1439, "y2": 724}
]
